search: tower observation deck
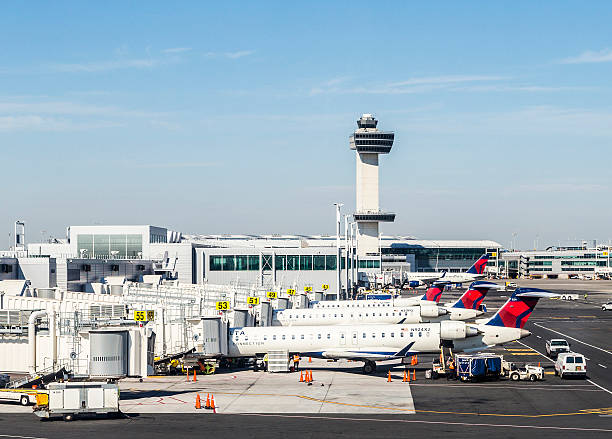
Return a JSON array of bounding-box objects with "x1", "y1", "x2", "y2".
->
[{"x1": 349, "y1": 114, "x2": 395, "y2": 258}]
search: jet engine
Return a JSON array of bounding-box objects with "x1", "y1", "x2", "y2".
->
[
  {"x1": 419, "y1": 304, "x2": 448, "y2": 318},
  {"x1": 439, "y1": 320, "x2": 479, "y2": 340}
]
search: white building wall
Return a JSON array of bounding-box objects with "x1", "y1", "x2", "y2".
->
[{"x1": 356, "y1": 152, "x2": 379, "y2": 212}]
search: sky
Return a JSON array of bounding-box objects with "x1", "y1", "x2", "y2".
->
[{"x1": 1, "y1": 1, "x2": 612, "y2": 250}]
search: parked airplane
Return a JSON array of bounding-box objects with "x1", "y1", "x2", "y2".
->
[
  {"x1": 226, "y1": 288, "x2": 555, "y2": 373},
  {"x1": 312, "y1": 282, "x2": 449, "y2": 309},
  {"x1": 272, "y1": 281, "x2": 500, "y2": 326},
  {"x1": 402, "y1": 253, "x2": 490, "y2": 287}
]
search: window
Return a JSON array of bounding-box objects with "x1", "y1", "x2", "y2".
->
[
  {"x1": 222, "y1": 256, "x2": 235, "y2": 271},
  {"x1": 566, "y1": 357, "x2": 574, "y2": 364},
  {"x1": 235, "y1": 255, "x2": 248, "y2": 271},
  {"x1": 263, "y1": 335, "x2": 267, "y2": 341},
  {"x1": 382, "y1": 333, "x2": 385, "y2": 338},
  {"x1": 76, "y1": 234, "x2": 93, "y2": 256},
  {"x1": 418, "y1": 332, "x2": 422, "y2": 337},
  {"x1": 400, "y1": 332, "x2": 404, "y2": 337},
  {"x1": 574, "y1": 357, "x2": 583, "y2": 363},
  {"x1": 300, "y1": 255, "x2": 313, "y2": 270},
  {"x1": 362, "y1": 333, "x2": 366, "y2": 338},
  {"x1": 372, "y1": 333, "x2": 376, "y2": 338},
  {"x1": 317, "y1": 334, "x2": 321, "y2": 339},
  {"x1": 275, "y1": 255, "x2": 286, "y2": 270},
  {"x1": 286, "y1": 255, "x2": 299, "y2": 270},
  {"x1": 94, "y1": 234, "x2": 110, "y2": 257},
  {"x1": 325, "y1": 255, "x2": 337, "y2": 270},
  {"x1": 247, "y1": 255, "x2": 259, "y2": 271},
  {"x1": 292, "y1": 335, "x2": 295, "y2": 340},
  {"x1": 126, "y1": 234, "x2": 142, "y2": 258},
  {"x1": 273, "y1": 335, "x2": 276, "y2": 340},
  {"x1": 282, "y1": 335, "x2": 286, "y2": 340},
  {"x1": 313, "y1": 255, "x2": 326, "y2": 271},
  {"x1": 301, "y1": 334, "x2": 304, "y2": 340},
  {"x1": 110, "y1": 234, "x2": 126, "y2": 258},
  {"x1": 410, "y1": 332, "x2": 413, "y2": 337}
]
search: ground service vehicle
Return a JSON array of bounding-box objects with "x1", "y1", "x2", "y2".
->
[
  {"x1": 546, "y1": 339, "x2": 570, "y2": 358},
  {"x1": 504, "y1": 363, "x2": 544, "y2": 381},
  {"x1": 33, "y1": 382, "x2": 119, "y2": 421},
  {"x1": 602, "y1": 302, "x2": 612, "y2": 311},
  {"x1": 0, "y1": 388, "x2": 38, "y2": 406},
  {"x1": 555, "y1": 353, "x2": 587, "y2": 379}
]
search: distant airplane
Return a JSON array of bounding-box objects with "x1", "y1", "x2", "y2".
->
[
  {"x1": 278, "y1": 281, "x2": 500, "y2": 326},
  {"x1": 227, "y1": 288, "x2": 556, "y2": 374},
  {"x1": 402, "y1": 253, "x2": 490, "y2": 287}
]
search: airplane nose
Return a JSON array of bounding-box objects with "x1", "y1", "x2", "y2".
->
[{"x1": 520, "y1": 329, "x2": 531, "y2": 339}]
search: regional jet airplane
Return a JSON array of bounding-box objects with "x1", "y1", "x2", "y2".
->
[
  {"x1": 402, "y1": 253, "x2": 490, "y2": 287},
  {"x1": 272, "y1": 281, "x2": 501, "y2": 326},
  {"x1": 227, "y1": 288, "x2": 555, "y2": 373}
]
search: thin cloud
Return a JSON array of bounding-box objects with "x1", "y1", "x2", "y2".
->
[
  {"x1": 387, "y1": 75, "x2": 507, "y2": 87},
  {"x1": 162, "y1": 47, "x2": 192, "y2": 54},
  {"x1": 133, "y1": 162, "x2": 220, "y2": 169},
  {"x1": 514, "y1": 183, "x2": 608, "y2": 193},
  {"x1": 0, "y1": 115, "x2": 121, "y2": 132},
  {"x1": 49, "y1": 58, "x2": 159, "y2": 73},
  {"x1": 205, "y1": 50, "x2": 255, "y2": 59},
  {"x1": 560, "y1": 48, "x2": 612, "y2": 64}
]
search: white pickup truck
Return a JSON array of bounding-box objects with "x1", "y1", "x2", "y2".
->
[{"x1": 546, "y1": 339, "x2": 571, "y2": 358}]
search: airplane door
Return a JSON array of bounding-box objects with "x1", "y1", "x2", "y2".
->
[
  {"x1": 351, "y1": 331, "x2": 358, "y2": 346},
  {"x1": 340, "y1": 331, "x2": 346, "y2": 346}
]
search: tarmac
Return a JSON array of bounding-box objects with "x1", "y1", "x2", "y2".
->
[{"x1": 0, "y1": 280, "x2": 610, "y2": 438}]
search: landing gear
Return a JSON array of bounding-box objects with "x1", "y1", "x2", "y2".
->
[{"x1": 362, "y1": 361, "x2": 377, "y2": 374}]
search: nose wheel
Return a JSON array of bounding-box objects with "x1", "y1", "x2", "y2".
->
[{"x1": 362, "y1": 360, "x2": 377, "y2": 374}]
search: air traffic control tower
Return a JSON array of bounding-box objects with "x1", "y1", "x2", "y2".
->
[{"x1": 350, "y1": 114, "x2": 395, "y2": 259}]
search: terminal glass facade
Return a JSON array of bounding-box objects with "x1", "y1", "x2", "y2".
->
[
  {"x1": 209, "y1": 254, "x2": 337, "y2": 271},
  {"x1": 383, "y1": 246, "x2": 490, "y2": 272},
  {"x1": 76, "y1": 233, "x2": 142, "y2": 258}
]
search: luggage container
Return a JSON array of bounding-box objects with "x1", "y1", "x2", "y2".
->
[
  {"x1": 33, "y1": 382, "x2": 119, "y2": 421},
  {"x1": 455, "y1": 354, "x2": 503, "y2": 382}
]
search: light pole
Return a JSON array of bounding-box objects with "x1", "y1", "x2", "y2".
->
[{"x1": 334, "y1": 203, "x2": 343, "y2": 301}]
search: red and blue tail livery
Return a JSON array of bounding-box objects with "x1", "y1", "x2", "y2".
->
[
  {"x1": 421, "y1": 282, "x2": 448, "y2": 303},
  {"x1": 486, "y1": 288, "x2": 556, "y2": 328},
  {"x1": 466, "y1": 254, "x2": 489, "y2": 275},
  {"x1": 451, "y1": 281, "x2": 498, "y2": 310}
]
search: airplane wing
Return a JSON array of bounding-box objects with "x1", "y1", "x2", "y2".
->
[{"x1": 310, "y1": 343, "x2": 416, "y2": 362}]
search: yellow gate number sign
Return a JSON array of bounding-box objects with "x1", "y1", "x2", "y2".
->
[
  {"x1": 215, "y1": 301, "x2": 230, "y2": 311},
  {"x1": 287, "y1": 288, "x2": 296, "y2": 295},
  {"x1": 304, "y1": 286, "x2": 313, "y2": 292},
  {"x1": 247, "y1": 297, "x2": 260, "y2": 305},
  {"x1": 322, "y1": 284, "x2": 329, "y2": 291},
  {"x1": 267, "y1": 291, "x2": 277, "y2": 299},
  {"x1": 134, "y1": 311, "x2": 147, "y2": 321}
]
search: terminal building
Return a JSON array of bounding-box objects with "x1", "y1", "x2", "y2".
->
[
  {"x1": 498, "y1": 244, "x2": 612, "y2": 279},
  {"x1": 3, "y1": 114, "x2": 503, "y2": 296}
]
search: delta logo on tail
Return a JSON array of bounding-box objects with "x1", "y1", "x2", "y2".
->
[
  {"x1": 466, "y1": 254, "x2": 489, "y2": 275},
  {"x1": 421, "y1": 282, "x2": 447, "y2": 303},
  {"x1": 452, "y1": 281, "x2": 498, "y2": 310},
  {"x1": 486, "y1": 288, "x2": 557, "y2": 328}
]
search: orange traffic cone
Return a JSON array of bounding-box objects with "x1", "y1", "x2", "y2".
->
[
  {"x1": 402, "y1": 370, "x2": 407, "y2": 382},
  {"x1": 205, "y1": 393, "x2": 211, "y2": 409},
  {"x1": 412, "y1": 370, "x2": 416, "y2": 381},
  {"x1": 387, "y1": 371, "x2": 392, "y2": 382},
  {"x1": 195, "y1": 393, "x2": 202, "y2": 409},
  {"x1": 299, "y1": 371, "x2": 304, "y2": 382},
  {"x1": 538, "y1": 362, "x2": 541, "y2": 367},
  {"x1": 415, "y1": 355, "x2": 418, "y2": 365},
  {"x1": 210, "y1": 394, "x2": 216, "y2": 413},
  {"x1": 407, "y1": 370, "x2": 411, "y2": 382},
  {"x1": 309, "y1": 356, "x2": 312, "y2": 363},
  {"x1": 193, "y1": 370, "x2": 197, "y2": 382},
  {"x1": 309, "y1": 370, "x2": 313, "y2": 382}
]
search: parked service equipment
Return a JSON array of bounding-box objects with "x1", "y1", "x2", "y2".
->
[
  {"x1": 502, "y1": 361, "x2": 543, "y2": 381},
  {"x1": 559, "y1": 294, "x2": 578, "y2": 301},
  {"x1": 455, "y1": 354, "x2": 503, "y2": 382},
  {"x1": 0, "y1": 388, "x2": 40, "y2": 406},
  {"x1": 33, "y1": 382, "x2": 119, "y2": 421},
  {"x1": 546, "y1": 339, "x2": 570, "y2": 358},
  {"x1": 266, "y1": 350, "x2": 290, "y2": 373}
]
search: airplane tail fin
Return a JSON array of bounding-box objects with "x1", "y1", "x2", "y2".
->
[
  {"x1": 451, "y1": 281, "x2": 500, "y2": 310},
  {"x1": 485, "y1": 288, "x2": 557, "y2": 328},
  {"x1": 466, "y1": 254, "x2": 489, "y2": 275},
  {"x1": 421, "y1": 282, "x2": 448, "y2": 303}
]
